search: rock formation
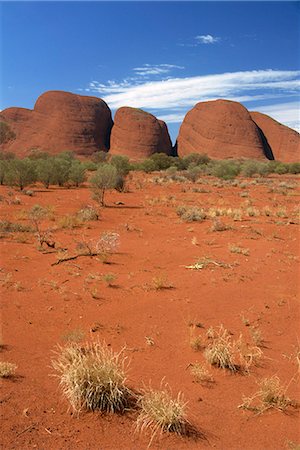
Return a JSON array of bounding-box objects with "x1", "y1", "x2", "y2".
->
[
  {"x1": 0, "y1": 91, "x2": 113, "y2": 157},
  {"x1": 250, "y1": 111, "x2": 300, "y2": 163},
  {"x1": 109, "y1": 107, "x2": 172, "y2": 160},
  {"x1": 176, "y1": 99, "x2": 273, "y2": 160}
]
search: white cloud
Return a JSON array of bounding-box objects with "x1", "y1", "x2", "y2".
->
[
  {"x1": 86, "y1": 69, "x2": 300, "y2": 132},
  {"x1": 132, "y1": 64, "x2": 184, "y2": 76},
  {"x1": 89, "y1": 69, "x2": 299, "y2": 110},
  {"x1": 195, "y1": 34, "x2": 220, "y2": 44}
]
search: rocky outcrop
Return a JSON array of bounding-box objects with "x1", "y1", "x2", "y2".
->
[
  {"x1": 176, "y1": 99, "x2": 273, "y2": 160},
  {"x1": 250, "y1": 111, "x2": 300, "y2": 163},
  {"x1": 109, "y1": 107, "x2": 172, "y2": 160},
  {"x1": 0, "y1": 91, "x2": 113, "y2": 157}
]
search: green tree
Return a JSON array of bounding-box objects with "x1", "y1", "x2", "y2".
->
[
  {"x1": 6, "y1": 158, "x2": 37, "y2": 190},
  {"x1": 69, "y1": 162, "x2": 86, "y2": 187},
  {"x1": 52, "y1": 158, "x2": 71, "y2": 187},
  {"x1": 109, "y1": 155, "x2": 131, "y2": 176},
  {"x1": 90, "y1": 164, "x2": 119, "y2": 206},
  {"x1": 37, "y1": 158, "x2": 56, "y2": 188}
]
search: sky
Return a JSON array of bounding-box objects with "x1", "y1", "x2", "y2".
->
[{"x1": 1, "y1": 1, "x2": 300, "y2": 143}]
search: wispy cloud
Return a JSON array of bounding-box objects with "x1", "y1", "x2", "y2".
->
[
  {"x1": 132, "y1": 64, "x2": 184, "y2": 76},
  {"x1": 88, "y1": 69, "x2": 299, "y2": 110},
  {"x1": 195, "y1": 34, "x2": 220, "y2": 44},
  {"x1": 85, "y1": 69, "x2": 300, "y2": 132}
]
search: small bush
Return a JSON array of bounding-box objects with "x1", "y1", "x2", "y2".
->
[
  {"x1": 176, "y1": 205, "x2": 206, "y2": 222},
  {"x1": 90, "y1": 164, "x2": 119, "y2": 206},
  {"x1": 204, "y1": 325, "x2": 237, "y2": 371},
  {"x1": 110, "y1": 155, "x2": 131, "y2": 176},
  {"x1": 136, "y1": 382, "x2": 188, "y2": 444},
  {"x1": 149, "y1": 153, "x2": 173, "y2": 171},
  {"x1": 211, "y1": 161, "x2": 240, "y2": 180},
  {"x1": 77, "y1": 206, "x2": 99, "y2": 221},
  {"x1": 52, "y1": 341, "x2": 133, "y2": 413}
]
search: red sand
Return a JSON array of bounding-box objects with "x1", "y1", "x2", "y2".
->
[{"x1": 1, "y1": 172, "x2": 299, "y2": 449}]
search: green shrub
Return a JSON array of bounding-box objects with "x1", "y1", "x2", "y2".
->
[
  {"x1": 150, "y1": 153, "x2": 173, "y2": 170},
  {"x1": 110, "y1": 155, "x2": 131, "y2": 176},
  {"x1": 211, "y1": 160, "x2": 241, "y2": 180},
  {"x1": 69, "y1": 162, "x2": 86, "y2": 187},
  {"x1": 182, "y1": 153, "x2": 210, "y2": 169},
  {"x1": 0, "y1": 122, "x2": 16, "y2": 144},
  {"x1": 90, "y1": 164, "x2": 119, "y2": 206},
  {"x1": 6, "y1": 158, "x2": 37, "y2": 190},
  {"x1": 288, "y1": 162, "x2": 300, "y2": 174},
  {"x1": 37, "y1": 158, "x2": 56, "y2": 188},
  {"x1": 52, "y1": 158, "x2": 71, "y2": 187},
  {"x1": 138, "y1": 159, "x2": 157, "y2": 173}
]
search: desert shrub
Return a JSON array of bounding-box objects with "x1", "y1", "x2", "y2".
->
[
  {"x1": 184, "y1": 165, "x2": 202, "y2": 182},
  {"x1": 102, "y1": 273, "x2": 117, "y2": 286},
  {"x1": 69, "y1": 162, "x2": 86, "y2": 187},
  {"x1": 90, "y1": 164, "x2": 119, "y2": 206},
  {"x1": 58, "y1": 214, "x2": 83, "y2": 229},
  {"x1": 110, "y1": 155, "x2": 131, "y2": 176},
  {"x1": 96, "y1": 231, "x2": 120, "y2": 255},
  {"x1": 273, "y1": 163, "x2": 289, "y2": 175},
  {"x1": 138, "y1": 159, "x2": 157, "y2": 173},
  {"x1": 241, "y1": 160, "x2": 261, "y2": 177},
  {"x1": 170, "y1": 157, "x2": 186, "y2": 170},
  {"x1": 82, "y1": 160, "x2": 97, "y2": 171},
  {"x1": 77, "y1": 206, "x2": 99, "y2": 221},
  {"x1": 0, "y1": 361, "x2": 17, "y2": 378},
  {"x1": 149, "y1": 153, "x2": 173, "y2": 170},
  {"x1": 0, "y1": 160, "x2": 9, "y2": 185},
  {"x1": 211, "y1": 160, "x2": 241, "y2": 180},
  {"x1": 28, "y1": 204, "x2": 55, "y2": 248},
  {"x1": 182, "y1": 153, "x2": 210, "y2": 169},
  {"x1": 91, "y1": 151, "x2": 109, "y2": 164},
  {"x1": 27, "y1": 149, "x2": 51, "y2": 160},
  {"x1": 176, "y1": 205, "x2": 206, "y2": 222},
  {"x1": 0, "y1": 220, "x2": 33, "y2": 233},
  {"x1": 36, "y1": 158, "x2": 56, "y2": 188},
  {"x1": 6, "y1": 158, "x2": 37, "y2": 190},
  {"x1": 288, "y1": 162, "x2": 300, "y2": 174},
  {"x1": 0, "y1": 122, "x2": 16, "y2": 144},
  {"x1": 136, "y1": 382, "x2": 188, "y2": 444},
  {"x1": 52, "y1": 341, "x2": 133, "y2": 413},
  {"x1": 52, "y1": 157, "x2": 72, "y2": 187}
]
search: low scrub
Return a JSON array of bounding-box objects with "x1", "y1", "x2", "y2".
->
[
  {"x1": 239, "y1": 375, "x2": 298, "y2": 413},
  {"x1": 176, "y1": 205, "x2": 207, "y2": 222},
  {"x1": 52, "y1": 341, "x2": 133, "y2": 413},
  {"x1": 136, "y1": 381, "x2": 189, "y2": 445}
]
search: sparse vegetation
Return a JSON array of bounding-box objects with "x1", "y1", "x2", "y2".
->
[
  {"x1": 136, "y1": 382, "x2": 189, "y2": 445},
  {"x1": 239, "y1": 376, "x2": 298, "y2": 413},
  {"x1": 0, "y1": 361, "x2": 17, "y2": 378},
  {"x1": 52, "y1": 341, "x2": 133, "y2": 413}
]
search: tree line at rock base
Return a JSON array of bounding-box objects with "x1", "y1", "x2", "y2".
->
[{"x1": 0, "y1": 150, "x2": 299, "y2": 193}]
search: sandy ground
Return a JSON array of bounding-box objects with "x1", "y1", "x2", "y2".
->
[{"x1": 1, "y1": 172, "x2": 299, "y2": 449}]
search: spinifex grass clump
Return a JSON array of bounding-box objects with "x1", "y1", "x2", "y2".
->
[
  {"x1": 52, "y1": 341, "x2": 133, "y2": 413},
  {"x1": 204, "y1": 325, "x2": 237, "y2": 371},
  {"x1": 239, "y1": 375, "x2": 298, "y2": 413},
  {"x1": 136, "y1": 382, "x2": 189, "y2": 446}
]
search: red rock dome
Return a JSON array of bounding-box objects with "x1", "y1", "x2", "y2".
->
[
  {"x1": 176, "y1": 99, "x2": 271, "y2": 160},
  {"x1": 109, "y1": 107, "x2": 172, "y2": 160}
]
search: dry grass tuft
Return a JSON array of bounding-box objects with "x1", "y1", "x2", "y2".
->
[
  {"x1": 136, "y1": 381, "x2": 189, "y2": 446},
  {"x1": 0, "y1": 361, "x2": 17, "y2": 378},
  {"x1": 204, "y1": 325, "x2": 237, "y2": 371},
  {"x1": 239, "y1": 375, "x2": 298, "y2": 413},
  {"x1": 189, "y1": 363, "x2": 214, "y2": 385},
  {"x1": 52, "y1": 341, "x2": 133, "y2": 413}
]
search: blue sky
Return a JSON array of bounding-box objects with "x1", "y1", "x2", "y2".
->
[{"x1": 1, "y1": 1, "x2": 300, "y2": 142}]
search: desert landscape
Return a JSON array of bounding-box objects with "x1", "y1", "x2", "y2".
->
[
  {"x1": 1, "y1": 128, "x2": 299, "y2": 448},
  {"x1": 1, "y1": 1, "x2": 300, "y2": 448}
]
